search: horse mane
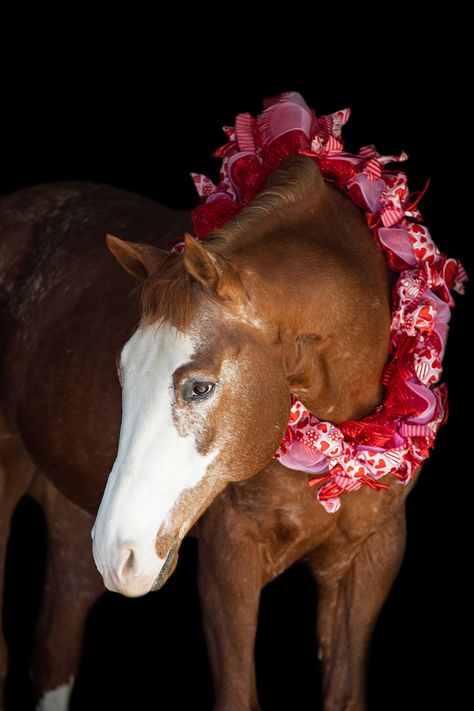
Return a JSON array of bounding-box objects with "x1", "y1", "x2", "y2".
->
[
  {"x1": 140, "y1": 156, "x2": 325, "y2": 330},
  {"x1": 209, "y1": 155, "x2": 324, "y2": 247}
]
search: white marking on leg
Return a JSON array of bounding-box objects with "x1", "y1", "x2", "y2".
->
[
  {"x1": 36, "y1": 677, "x2": 74, "y2": 711},
  {"x1": 92, "y1": 322, "x2": 218, "y2": 596}
]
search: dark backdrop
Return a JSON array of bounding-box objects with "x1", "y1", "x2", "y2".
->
[{"x1": 1, "y1": 52, "x2": 470, "y2": 711}]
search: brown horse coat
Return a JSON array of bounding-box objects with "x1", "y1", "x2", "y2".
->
[{"x1": 0, "y1": 159, "x2": 413, "y2": 710}]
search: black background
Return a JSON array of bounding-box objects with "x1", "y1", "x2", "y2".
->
[{"x1": 1, "y1": 38, "x2": 470, "y2": 711}]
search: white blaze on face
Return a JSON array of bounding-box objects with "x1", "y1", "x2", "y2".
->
[{"x1": 92, "y1": 321, "x2": 217, "y2": 597}]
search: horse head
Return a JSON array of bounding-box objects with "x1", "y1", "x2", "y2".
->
[
  {"x1": 91, "y1": 156, "x2": 391, "y2": 597},
  {"x1": 92, "y1": 228, "x2": 293, "y2": 597}
]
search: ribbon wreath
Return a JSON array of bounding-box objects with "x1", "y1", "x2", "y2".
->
[{"x1": 173, "y1": 92, "x2": 467, "y2": 513}]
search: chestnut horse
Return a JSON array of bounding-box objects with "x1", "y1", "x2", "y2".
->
[{"x1": 0, "y1": 156, "x2": 411, "y2": 710}]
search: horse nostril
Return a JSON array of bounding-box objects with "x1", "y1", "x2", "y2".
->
[{"x1": 122, "y1": 548, "x2": 134, "y2": 575}]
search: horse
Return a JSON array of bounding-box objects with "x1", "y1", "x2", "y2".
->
[{"x1": 0, "y1": 155, "x2": 412, "y2": 711}]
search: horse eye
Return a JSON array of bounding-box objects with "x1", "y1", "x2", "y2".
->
[
  {"x1": 183, "y1": 381, "x2": 216, "y2": 402},
  {"x1": 193, "y1": 382, "x2": 213, "y2": 397}
]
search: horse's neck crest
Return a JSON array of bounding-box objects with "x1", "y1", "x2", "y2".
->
[{"x1": 175, "y1": 92, "x2": 467, "y2": 513}]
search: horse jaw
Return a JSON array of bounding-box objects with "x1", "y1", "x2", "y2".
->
[{"x1": 91, "y1": 321, "x2": 219, "y2": 597}]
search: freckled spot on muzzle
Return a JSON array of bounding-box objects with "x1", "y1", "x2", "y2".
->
[{"x1": 150, "y1": 544, "x2": 178, "y2": 591}]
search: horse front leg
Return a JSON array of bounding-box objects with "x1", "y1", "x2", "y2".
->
[
  {"x1": 0, "y1": 414, "x2": 35, "y2": 711},
  {"x1": 29, "y1": 474, "x2": 104, "y2": 711},
  {"x1": 307, "y1": 507, "x2": 407, "y2": 711},
  {"x1": 197, "y1": 499, "x2": 264, "y2": 711}
]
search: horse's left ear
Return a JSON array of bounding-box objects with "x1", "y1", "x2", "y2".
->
[
  {"x1": 183, "y1": 234, "x2": 243, "y2": 301},
  {"x1": 106, "y1": 234, "x2": 169, "y2": 281}
]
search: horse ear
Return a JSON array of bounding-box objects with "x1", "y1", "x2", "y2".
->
[
  {"x1": 183, "y1": 233, "x2": 243, "y2": 301},
  {"x1": 105, "y1": 234, "x2": 168, "y2": 281}
]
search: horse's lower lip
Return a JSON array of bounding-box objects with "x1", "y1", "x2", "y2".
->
[{"x1": 150, "y1": 544, "x2": 178, "y2": 591}]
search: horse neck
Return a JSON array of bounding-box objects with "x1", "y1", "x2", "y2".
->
[{"x1": 216, "y1": 169, "x2": 392, "y2": 423}]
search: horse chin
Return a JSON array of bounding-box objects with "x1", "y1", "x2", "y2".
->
[{"x1": 150, "y1": 544, "x2": 179, "y2": 591}]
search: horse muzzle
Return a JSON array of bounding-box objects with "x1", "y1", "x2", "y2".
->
[{"x1": 92, "y1": 524, "x2": 180, "y2": 598}]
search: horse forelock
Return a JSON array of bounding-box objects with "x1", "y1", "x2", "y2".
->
[{"x1": 140, "y1": 253, "x2": 198, "y2": 331}]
